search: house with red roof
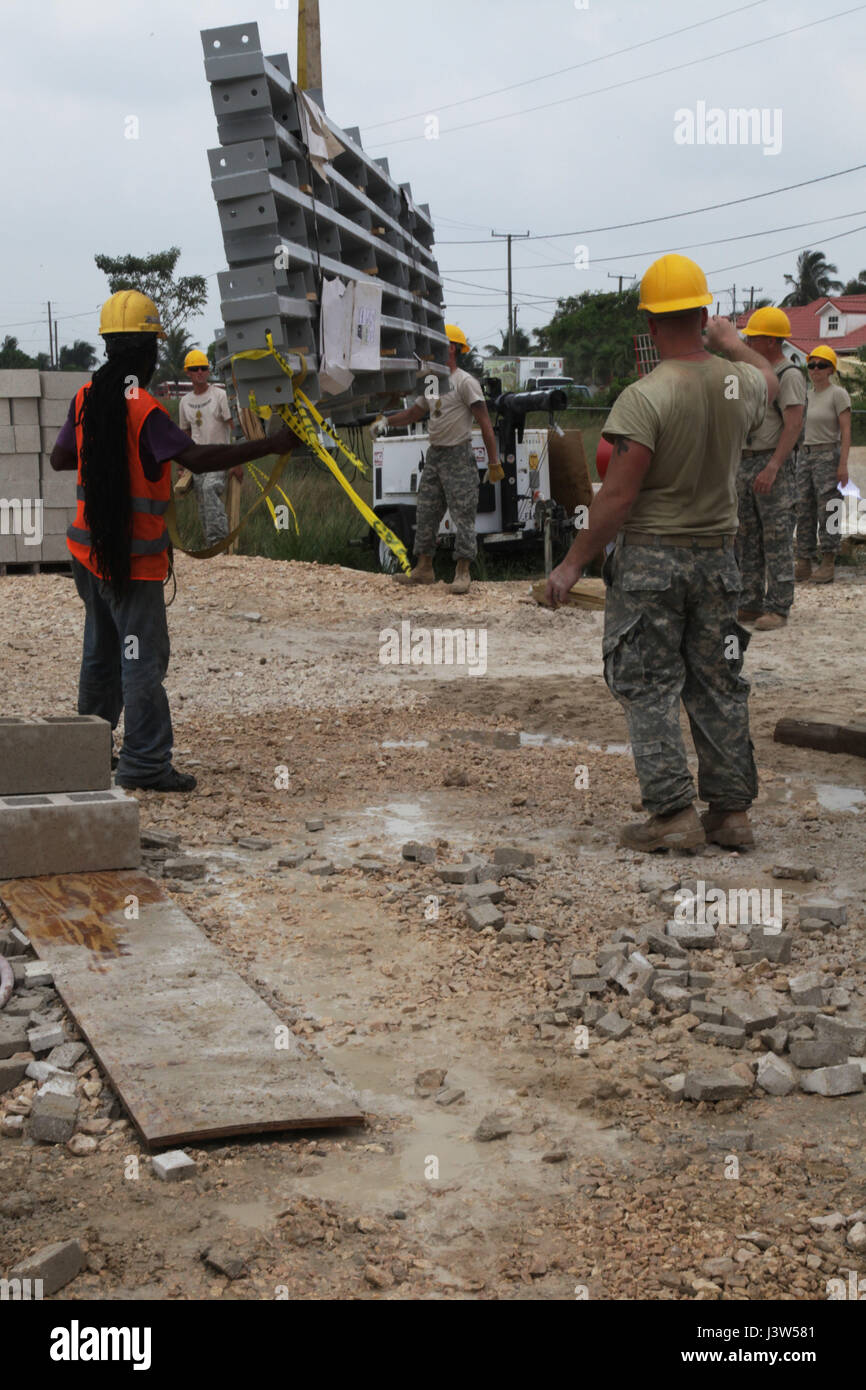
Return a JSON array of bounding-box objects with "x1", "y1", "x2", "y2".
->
[{"x1": 736, "y1": 295, "x2": 866, "y2": 371}]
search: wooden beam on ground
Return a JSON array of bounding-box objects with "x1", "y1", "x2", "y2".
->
[
  {"x1": 773, "y1": 717, "x2": 866, "y2": 759},
  {"x1": 0, "y1": 870, "x2": 363, "y2": 1147},
  {"x1": 225, "y1": 475, "x2": 241, "y2": 555}
]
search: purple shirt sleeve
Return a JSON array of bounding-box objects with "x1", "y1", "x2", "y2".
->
[
  {"x1": 140, "y1": 409, "x2": 193, "y2": 484},
  {"x1": 55, "y1": 400, "x2": 77, "y2": 453}
]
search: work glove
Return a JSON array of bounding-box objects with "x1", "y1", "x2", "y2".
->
[
  {"x1": 369, "y1": 415, "x2": 388, "y2": 440},
  {"x1": 483, "y1": 459, "x2": 505, "y2": 484}
]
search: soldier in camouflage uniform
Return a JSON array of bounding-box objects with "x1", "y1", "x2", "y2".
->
[
  {"x1": 796, "y1": 345, "x2": 851, "y2": 584},
  {"x1": 546, "y1": 254, "x2": 778, "y2": 852},
  {"x1": 735, "y1": 308, "x2": 806, "y2": 630},
  {"x1": 369, "y1": 324, "x2": 502, "y2": 593}
]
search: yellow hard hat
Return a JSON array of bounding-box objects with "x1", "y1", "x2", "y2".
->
[
  {"x1": 184, "y1": 348, "x2": 210, "y2": 370},
  {"x1": 808, "y1": 343, "x2": 838, "y2": 371},
  {"x1": 445, "y1": 323, "x2": 470, "y2": 353},
  {"x1": 638, "y1": 254, "x2": 713, "y2": 314},
  {"x1": 99, "y1": 290, "x2": 166, "y2": 339},
  {"x1": 743, "y1": 306, "x2": 791, "y2": 339}
]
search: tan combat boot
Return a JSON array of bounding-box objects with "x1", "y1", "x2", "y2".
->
[
  {"x1": 754, "y1": 612, "x2": 787, "y2": 630},
  {"x1": 700, "y1": 808, "x2": 754, "y2": 849},
  {"x1": 449, "y1": 559, "x2": 472, "y2": 594},
  {"x1": 737, "y1": 608, "x2": 762, "y2": 624},
  {"x1": 395, "y1": 554, "x2": 435, "y2": 585},
  {"x1": 811, "y1": 555, "x2": 835, "y2": 584},
  {"x1": 794, "y1": 559, "x2": 812, "y2": 582},
  {"x1": 618, "y1": 804, "x2": 705, "y2": 852}
]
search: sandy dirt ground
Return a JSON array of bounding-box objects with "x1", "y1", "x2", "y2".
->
[{"x1": 2, "y1": 500, "x2": 866, "y2": 1300}]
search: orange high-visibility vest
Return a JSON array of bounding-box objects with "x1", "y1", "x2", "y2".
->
[{"x1": 67, "y1": 385, "x2": 172, "y2": 582}]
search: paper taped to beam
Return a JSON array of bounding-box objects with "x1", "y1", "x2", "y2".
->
[{"x1": 319, "y1": 276, "x2": 383, "y2": 395}]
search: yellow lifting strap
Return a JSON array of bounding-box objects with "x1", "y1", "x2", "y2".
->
[{"x1": 167, "y1": 333, "x2": 410, "y2": 572}]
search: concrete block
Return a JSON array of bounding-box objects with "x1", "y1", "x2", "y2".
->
[
  {"x1": 722, "y1": 994, "x2": 779, "y2": 1034},
  {"x1": 26, "y1": 1059, "x2": 71, "y2": 1084},
  {"x1": 436, "y1": 863, "x2": 478, "y2": 884},
  {"x1": 41, "y1": 426, "x2": 60, "y2": 452},
  {"x1": 0, "y1": 1058, "x2": 28, "y2": 1092},
  {"x1": 152, "y1": 1150, "x2": 197, "y2": 1182},
  {"x1": 800, "y1": 1064, "x2": 864, "y2": 1097},
  {"x1": 695, "y1": 1023, "x2": 747, "y2": 1048},
  {"x1": 37, "y1": 1073, "x2": 77, "y2": 1099},
  {"x1": 555, "y1": 992, "x2": 585, "y2": 1019},
  {"x1": 661, "y1": 1072, "x2": 686, "y2": 1099},
  {"x1": 0, "y1": 399, "x2": 8, "y2": 424},
  {"x1": 759, "y1": 1025, "x2": 789, "y2": 1054},
  {"x1": 0, "y1": 789, "x2": 140, "y2": 878},
  {"x1": 596, "y1": 1011, "x2": 631, "y2": 1039},
  {"x1": 493, "y1": 846, "x2": 536, "y2": 867},
  {"x1": 0, "y1": 534, "x2": 17, "y2": 563},
  {"x1": 0, "y1": 454, "x2": 40, "y2": 489},
  {"x1": 814, "y1": 1014, "x2": 866, "y2": 1057},
  {"x1": 38, "y1": 397, "x2": 72, "y2": 426},
  {"x1": 13, "y1": 425, "x2": 41, "y2": 453},
  {"x1": 1, "y1": 1115, "x2": 24, "y2": 1138},
  {"x1": 28, "y1": 1023, "x2": 65, "y2": 1055},
  {"x1": 460, "y1": 880, "x2": 505, "y2": 904},
  {"x1": 0, "y1": 369, "x2": 40, "y2": 397},
  {"x1": 163, "y1": 856, "x2": 206, "y2": 880},
  {"x1": 401, "y1": 841, "x2": 435, "y2": 864},
  {"x1": 498, "y1": 924, "x2": 529, "y2": 944},
  {"x1": 789, "y1": 971, "x2": 825, "y2": 1006},
  {"x1": 0, "y1": 1015, "x2": 29, "y2": 1058},
  {"x1": 652, "y1": 982, "x2": 692, "y2": 1012},
  {"x1": 47, "y1": 1041, "x2": 87, "y2": 1069},
  {"x1": 666, "y1": 921, "x2": 716, "y2": 949},
  {"x1": 569, "y1": 956, "x2": 599, "y2": 980},
  {"x1": 39, "y1": 460, "x2": 77, "y2": 503},
  {"x1": 748, "y1": 928, "x2": 792, "y2": 964},
  {"x1": 42, "y1": 506, "x2": 74, "y2": 535},
  {"x1": 40, "y1": 371, "x2": 90, "y2": 399},
  {"x1": 612, "y1": 952, "x2": 655, "y2": 996},
  {"x1": 10, "y1": 1240, "x2": 83, "y2": 1296},
  {"x1": 11, "y1": 398, "x2": 39, "y2": 426},
  {"x1": 22, "y1": 960, "x2": 53, "y2": 987},
  {"x1": 683, "y1": 1068, "x2": 753, "y2": 1101},
  {"x1": 29, "y1": 1091, "x2": 79, "y2": 1142},
  {"x1": 35, "y1": 534, "x2": 71, "y2": 562},
  {"x1": 799, "y1": 897, "x2": 847, "y2": 927},
  {"x1": 465, "y1": 901, "x2": 504, "y2": 932},
  {"x1": 0, "y1": 426, "x2": 16, "y2": 452},
  {"x1": 0, "y1": 715, "x2": 111, "y2": 795},
  {"x1": 789, "y1": 1038, "x2": 849, "y2": 1069},
  {"x1": 772, "y1": 862, "x2": 817, "y2": 881},
  {"x1": 692, "y1": 1000, "x2": 725, "y2": 1024}
]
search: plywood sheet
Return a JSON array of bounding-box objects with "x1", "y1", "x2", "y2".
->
[{"x1": 0, "y1": 870, "x2": 363, "y2": 1147}]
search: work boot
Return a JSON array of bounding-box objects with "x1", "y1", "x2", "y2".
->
[
  {"x1": 811, "y1": 555, "x2": 835, "y2": 584},
  {"x1": 701, "y1": 808, "x2": 754, "y2": 849},
  {"x1": 795, "y1": 559, "x2": 812, "y2": 582},
  {"x1": 618, "y1": 804, "x2": 705, "y2": 853},
  {"x1": 754, "y1": 612, "x2": 787, "y2": 631},
  {"x1": 449, "y1": 559, "x2": 472, "y2": 595},
  {"x1": 116, "y1": 766, "x2": 197, "y2": 793},
  {"x1": 737, "y1": 608, "x2": 762, "y2": 624},
  {"x1": 395, "y1": 554, "x2": 435, "y2": 585}
]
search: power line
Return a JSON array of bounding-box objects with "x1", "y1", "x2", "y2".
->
[
  {"x1": 705, "y1": 220, "x2": 866, "y2": 275},
  {"x1": 373, "y1": 5, "x2": 866, "y2": 150},
  {"x1": 439, "y1": 207, "x2": 866, "y2": 274},
  {"x1": 436, "y1": 161, "x2": 866, "y2": 245},
  {"x1": 364, "y1": 0, "x2": 772, "y2": 130}
]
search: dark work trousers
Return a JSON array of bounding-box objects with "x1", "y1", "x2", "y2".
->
[{"x1": 71, "y1": 558, "x2": 173, "y2": 783}]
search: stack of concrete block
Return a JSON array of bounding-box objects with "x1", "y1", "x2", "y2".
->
[
  {"x1": 0, "y1": 716, "x2": 140, "y2": 879},
  {"x1": 0, "y1": 369, "x2": 90, "y2": 568},
  {"x1": 200, "y1": 21, "x2": 448, "y2": 423}
]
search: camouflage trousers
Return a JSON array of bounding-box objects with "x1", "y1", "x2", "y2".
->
[
  {"x1": 796, "y1": 446, "x2": 841, "y2": 559},
  {"x1": 735, "y1": 451, "x2": 795, "y2": 617},
  {"x1": 193, "y1": 471, "x2": 229, "y2": 547},
  {"x1": 415, "y1": 442, "x2": 479, "y2": 560},
  {"x1": 602, "y1": 538, "x2": 757, "y2": 816}
]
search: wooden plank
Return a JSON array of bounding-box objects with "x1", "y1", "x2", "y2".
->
[
  {"x1": 0, "y1": 870, "x2": 364, "y2": 1147},
  {"x1": 773, "y1": 718, "x2": 866, "y2": 759},
  {"x1": 530, "y1": 577, "x2": 606, "y2": 611}
]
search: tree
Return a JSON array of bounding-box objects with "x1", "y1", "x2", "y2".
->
[
  {"x1": 0, "y1": 336, "x2": 36, "y2": 369},
  {"x1": 157, "y1": 327, "x2": 196, "y2": 385},
  {"x1": 59, "y1": 340, "x2": 97, "y2": 370},
  {"x1": 535, "y1": 288, "x2": 643, "y2": 385},
  {"x1": 93, "y1": 248, "x2": 207, "y2": 340},
  {"x1": 843, "y1": 271, "x2": 866, "y2": 295},
  {"x1": 780, "y1": 250, "x2": 844, "y2": 306},
  {"x1": 483, "y1": 326, "x2": 533, "y2": 355}
]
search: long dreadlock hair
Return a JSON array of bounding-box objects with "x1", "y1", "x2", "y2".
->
[{"x1": 77, "y1": 332, "x2": 159, "y2": 595}]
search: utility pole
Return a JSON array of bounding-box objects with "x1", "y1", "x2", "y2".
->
[
  {"x1": 297, "y1": 0, "x2": 323, "y2": 103},
  {"x1": 54, "y1": 320, "x2": 59, "y2": 367},
  {"x1": 47, "y1": 301, "x2": 54, "y2": 368},
  {"x1": 748, "y1": 285, "x2": 763, "y2": 311},
  {"x1": 492, "y1": 230, "x2": 530, "y2": 354},
  {"x1": 607, "y1": 272, "x2": 635, "y2": 294}
]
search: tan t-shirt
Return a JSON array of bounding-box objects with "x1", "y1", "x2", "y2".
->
[
  {"x1": 746, "y1": 358, "x2": 806, "y2": 453},
  {"x1": 179, "y1": 386, "x2": 233, "y2": 445},
  {"x1": 415, "y1": 367, "x2": 484, "y2": 446},
  {"x1": 602, "y1": 356, "x2": 767, "y2": 535},
  {"x1": 804, "y1": 382, "x2": 850, "y2": 446}
]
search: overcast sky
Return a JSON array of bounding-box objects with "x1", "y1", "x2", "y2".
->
[{"x1": 2, "y1": 0, "x2": 865, "y2": 361}]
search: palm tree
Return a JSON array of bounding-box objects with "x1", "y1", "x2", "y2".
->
[
  {"x1": 843, "y1": 271, "x2": 866, "y2": 295},
  {"x1": 158, "y1": 327, "x2": 195, "y2": 384},
  {"x1": 482, "y1": 326, "x2": 533, "y2": 355},
  {"x1": 59, "y1": 340, "x2": 97, "y2": 370},
  {"x1": 781, "y1": 250, "x2": 844, "y2": 306}
]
